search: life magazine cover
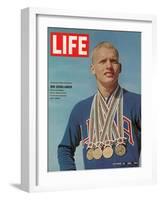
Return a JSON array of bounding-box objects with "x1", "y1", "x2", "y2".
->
[{"x1": 48, "y1": 27, "x2": 141, "y2": 172}]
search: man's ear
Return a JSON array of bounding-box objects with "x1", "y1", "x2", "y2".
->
[
  {"x1": 119, "y1": 63, "x2": 122, "y2": 73},
  {"x1": 90, "y1": 64, "x2": 95, "y2": 75}
]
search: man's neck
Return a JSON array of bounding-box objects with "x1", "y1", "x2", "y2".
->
[{"x1": 97, "y1": 82, "x2": 118, "y2": 98}]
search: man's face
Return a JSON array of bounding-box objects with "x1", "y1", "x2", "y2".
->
[{"x1": 91, "y1": 47, "x2": 121, "y2": 87}]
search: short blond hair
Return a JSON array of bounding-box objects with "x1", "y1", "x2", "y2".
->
[{"x1": 91, "y1": 41, "x2": 119, "y2": 64}]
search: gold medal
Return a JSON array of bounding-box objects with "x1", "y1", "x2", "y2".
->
[
  {"x1": 86, "y1": 148, "x2": 94, "y2": 160},
  {"x1": 115, "y1": 144, "x2": 126, "y2": 156},
  {"x1": 102, "y1": 146, "x2": 113, "y2": 158},
  {"x1": 93, "y1": 148, "x2": 102, "y2": 159}
]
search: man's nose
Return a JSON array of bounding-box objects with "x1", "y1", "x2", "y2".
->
[{"x1": 105, "y1": 60, "x2": 113, "y2": 68}]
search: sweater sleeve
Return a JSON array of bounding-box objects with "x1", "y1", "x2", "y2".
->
[
  {"x1": 134, "y1": 94, "x2": 141, "y2": 131},
  {"x1": 57, "y1": 104, "x2": 81, "y2": 170},
  {"x1": 132, "y1": 94, "x2": 141, "y2": 154}
]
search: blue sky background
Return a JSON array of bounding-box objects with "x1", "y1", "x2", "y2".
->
[{"x1": 48, "y1": 27, "x2": 141, "y2": 171}]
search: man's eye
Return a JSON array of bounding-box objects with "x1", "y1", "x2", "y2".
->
[
  {"x1": 111, "y1": 59, "x2": 118, "y2": 64},
  {"x1": 100, "y1": 59, "x2": 106, "y2": 64},
  {"x1": 99, "y1": 59, "x2": 118, "y2": 64}
]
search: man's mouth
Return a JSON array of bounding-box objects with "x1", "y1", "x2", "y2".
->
[{"x1": 104, "y1": 71, "x2": 114, "y2": 76}]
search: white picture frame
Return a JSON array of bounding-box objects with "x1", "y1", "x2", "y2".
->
[{"x1": 21, "y1": 7, "x2": 157, "y2": 192}]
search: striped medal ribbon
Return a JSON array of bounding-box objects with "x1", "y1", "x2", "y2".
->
[
  {"x1": 87, "y1": 85, "x2": 122, "y2": 160},
  {"x1": 98, "y1": 86, "x2": 122, "y2": 158},
  {"x1": 113, "y1": 90, "x2": 127, "y2": 157},
  {"x1": 86, "y1": 95, "x2": 96, "y2": 160},
  {"x1": 99, "y1": 87, "x2": 126, "y2": 157}
]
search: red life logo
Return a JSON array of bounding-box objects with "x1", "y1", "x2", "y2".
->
[{"x1": 50, "y1": 32, "x2": 89, "y2": 57}]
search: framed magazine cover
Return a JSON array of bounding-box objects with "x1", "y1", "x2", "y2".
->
[{"x1": 21, "y1": 7, "x2": 156, "y2": 192}]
